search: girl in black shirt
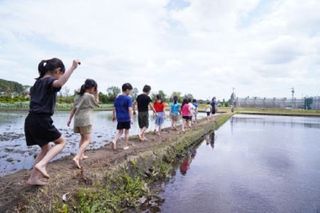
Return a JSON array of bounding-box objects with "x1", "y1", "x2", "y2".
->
[{"x1": 25, "y1": 58, "x2": 80, "y2": 185}]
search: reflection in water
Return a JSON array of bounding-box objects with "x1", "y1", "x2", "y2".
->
[
  {"x1": 180, "y1": 149, "x2": 197, "y2": 175},
  {"x1": 161, "y1": 115, "x2": 320, "y2": 213},
  {"x1": 205, "y1": 132, "x2": 215, "y2": 150}
]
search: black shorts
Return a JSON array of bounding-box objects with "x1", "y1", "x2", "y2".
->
[
  {"x1": 138, "y1": 111, "x2": 149, "y2": 129},
  {"x1": 206, "y1": 112, "x2": 211, "y2": 116},
  {"x1": 182, "y1": 116, "x2": 192, "y2": 121},
  {"x1": 24, "y1": 113, "x2": 61, "y2": 147},
  {"x1": 211, "y1": 109, "x2": 216, "y2": 115},
  {"x1": 117, "y1": 121, "x2": 131, "y2": 130}
]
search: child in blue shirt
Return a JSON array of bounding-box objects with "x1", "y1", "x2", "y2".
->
[
  {"x1": 170, "y1": 96, "x2": 181, "y2": 130},
  {"x1": 112, "y1": 83, "x2": 133, "y2": 150}
]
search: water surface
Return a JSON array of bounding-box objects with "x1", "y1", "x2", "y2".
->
[{"x1": 161, "y1": 114, "x2": 320, "y2": 213}]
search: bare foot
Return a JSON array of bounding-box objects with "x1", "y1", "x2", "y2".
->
[
  {"x1": 81, "y1": 155, "x2": 89, "y2": 160},
  {"x1": 34, "y1": 163, "x2": 50, "y2": 179},
  {"x1": 27, "y1": 178, "x2": 48, "y2": 186},
  {"x1": 123, "y1": 146, "x2": 129, "y2": 150},
  {"x1": 72, "y1": 157, "x2": 81, "y2": 169},
  {"x1": 111, "y1": 141, "x2": 117, "y2": 151}
]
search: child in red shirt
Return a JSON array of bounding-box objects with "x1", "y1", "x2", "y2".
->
[{"x1": 153, "y1": 95, "x2": 165, "y2": 136}]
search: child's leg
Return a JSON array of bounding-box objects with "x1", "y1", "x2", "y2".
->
[
  {"x1": 79, "y1": 136, "x2": 89, "y2": 159},
  {"x1": 35, "y1": 136, "x2": 65, "y2": 178},
  {"x1": 124, "y1": 129, "x2": 129, "y2": 148},
  {"x1": 182, "y1": 119, "x2": 186, "y2": 132},
  {"x1": 112, "y1": 129, "x2": 123, "y2": 150},
  {"x1": 27, "y1": 144, "x2": 51, "y2": 185},
  {"x1": 73, "y1": 133, "x2": 91, "y2": 169},
  {"x1": 140, "y1": 127, "x2": 147, "y2": 140}
]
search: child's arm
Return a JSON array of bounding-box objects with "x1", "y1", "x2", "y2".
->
[
  {"x1": 67, "y1": 108, "x2": 76, "y2": 127},
  {"x1": 129, "y1": 107, "x2": 133, "y2": 123},
  {"x1": 112, "y1": 107, "x2": 116, "y2": 122},
  {"x1": 149, "y1": 103, "x2": 156, "y2": 114},
  {"x1": 52, "y1": 60, "x2": 80, "y2": 88}
]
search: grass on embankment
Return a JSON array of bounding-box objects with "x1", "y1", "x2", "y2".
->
[{"x1": 234, "y1": 107, "x2": 320, "y2": 117}]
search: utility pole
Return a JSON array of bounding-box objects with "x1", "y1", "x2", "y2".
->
[{"x1": 291, "y1": 87, "x2": 295, "y2": 109}]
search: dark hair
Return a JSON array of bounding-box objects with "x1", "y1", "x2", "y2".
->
[
  {"x1": 173, "y1": 96, "x2": 178, "y2": 104},
  {"x1": 192, "y1": 99, "x2": 197, "y2": 103},
  {"x1": 122, "y1": 83, "x2": 133, "y2": 92},
  {"x1": 188, "y1": 98, "x2": 192, "y2": 103},
  {"x1": 37, "y1": 58, "x2": 65, "y2": 80},
  {"x1": 155, "y1": 94, "x2": 163, "y2": 103},
  {"x1": 79, "y1": 79, "x2": 98, "y2": 96},
  {"x1": 181, "y1": 98, "x2": 188, "y2": 110},
  {"x1": 143, "y1": 85, "x2": 151, "y2": 93}
]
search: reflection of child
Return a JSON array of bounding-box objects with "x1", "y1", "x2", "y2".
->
[
  {"x1": 180, "y1": 158, "x2": 190, "y2": 175},
  {"x1": 67, "y1": 79, "x2": 99, "y2": 169},
  {"x1": 180, "y1": 150, "x2": 196, "y2": 175}
]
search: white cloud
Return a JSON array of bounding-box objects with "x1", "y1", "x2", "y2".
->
[{"x1": 0, "y1": 0, "x2": 320, "y2": 99}]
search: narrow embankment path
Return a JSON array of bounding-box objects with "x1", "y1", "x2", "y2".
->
[{"x1": 0, "y1": 113, "x2": 232, "y2": 212}]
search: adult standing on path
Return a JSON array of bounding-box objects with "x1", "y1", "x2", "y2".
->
[
  {"x1": 211, "y1": 97, "x2": 217, "y2": 115},
  {"x1": 134, "y1": 85, "x2": 156, "y2": 141}
]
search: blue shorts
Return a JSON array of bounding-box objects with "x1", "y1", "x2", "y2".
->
[{"x1": 155, "y1": 112, "x2": 165, "y2": 126}]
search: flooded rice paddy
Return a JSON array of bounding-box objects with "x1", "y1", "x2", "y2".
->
[
  {"x1": 0, "y1": 111, "x2": 206, "y2": 176},
  {"x1": 161, "y1": 114, "x2": 320, "y2": 213}
]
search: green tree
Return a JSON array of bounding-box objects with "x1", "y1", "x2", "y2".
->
[
  {"x1": 99, "y1": 92, "x2": 108, "y2": 104},
  {"x1": 170, "y1": 91, "x2": 183, "y2": 102},
  {"x1": 132, "y1": 87, "x2": 139, "y2": 100},
  {"x1": 151, "y1": 90, "x2": 168, "y2": 102},
  {"x1": 107, "y1": 86, "x2": 121, "y2": 102},
  {"x1": 183, "y1": 93, "x2": 193, "y2": 100}
]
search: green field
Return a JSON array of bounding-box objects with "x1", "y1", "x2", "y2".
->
[{"x1": 0, "y1": 102, "x2": 113, "y2": 111}]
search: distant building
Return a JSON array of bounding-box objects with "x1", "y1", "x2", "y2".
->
[{"x1": 235, "y1": 97, "x2": 320, "y2": 110}]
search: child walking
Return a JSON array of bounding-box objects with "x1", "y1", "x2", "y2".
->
[
  {"x1": 112, "y1": 83, "x2": 133, "y2": 150},
  {"x1": 135, "y1": 85, "x2": 156, "y2": 141},
  {"x1": 24, "y1": 58, "x2": 80, "y2": 185},
  {"x1": 153, "y1": 95, "x2": 165, "y2": 136},
  {"x1": 181, "y1": 98, "x2": 192, "y2": 132},
  {"x1": 206, "y1": 101, "x2": 212, "y2": 120},
  {"x1": 67, "y1": 79, "x2": 99, "y2": 169},
  {"x1": 170, "y1": 96, "x2": 180, "y2": 130},
  {"x1": 192, "y1": 99, "x2": 199, "y2": 124}
]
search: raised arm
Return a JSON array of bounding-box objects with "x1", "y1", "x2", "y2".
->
[{"x1": 53, "y1": 60, "x2": 80, "y2": 88}]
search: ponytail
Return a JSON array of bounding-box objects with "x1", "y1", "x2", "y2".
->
[
  {"x1": 79, "y1": 84, "x2": 86, "y2": 96},
  {"x1": 36, "y1": 58, "x2": 65, "y2": 80},
  {"x1": 37, "y1": 60, "x2": 48, "y2": 80},
  {"x1": 173, "y1": 96, "x2": 178, "y2": 104},
  {"x1": 77, "y1": 79, "x2": 98, "y2": 96}
]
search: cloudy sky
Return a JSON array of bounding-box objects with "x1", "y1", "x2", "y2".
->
[{"x1": 0, "y1": 0, "x2": 319, "y2": 100}]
